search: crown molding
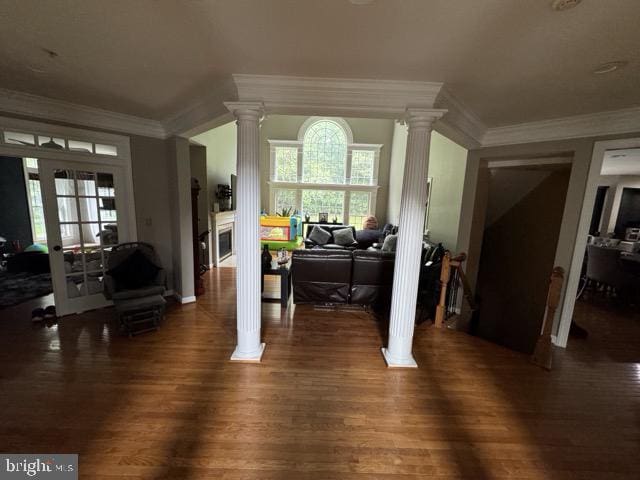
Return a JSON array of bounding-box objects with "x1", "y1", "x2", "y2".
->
[
  {"x1": 0, "y1": 88, "x2": 166, "y2": 139},
  {"x1": 481, "y1": 106, "x2": 640, "y2": 147},
  {"x1": 233, "y1": 74, "x2": 444, "y2": 119},
  {"x1": 434, "y1": 88, "x2": 486, "y2": 149},
  {"x1": 163, "y1": 78, "x2": 238, "y2": 138}
]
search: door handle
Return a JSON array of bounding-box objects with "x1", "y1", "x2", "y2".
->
[{"x1": 53, "y1": 245, "x2": 62, "y2": 252}]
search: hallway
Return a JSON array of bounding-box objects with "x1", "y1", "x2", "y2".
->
[{"x1": 0, "y1": 267, "x2": 638, "y2": 479}]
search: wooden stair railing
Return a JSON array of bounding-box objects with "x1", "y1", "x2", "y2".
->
[
  {"x1": 531, "y1": 266, "x2": 565, "y2": 370},
  {"x1": 434, "y1": 252, "x2": 477, "y2": 328}
]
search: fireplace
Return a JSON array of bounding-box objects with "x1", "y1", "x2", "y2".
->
[
  {"x1": 210, "y1": 211, "x2": 236, "y2": 266},
  {"x1": 218, "y1": 228, "x2": 232, "y2": 261}
]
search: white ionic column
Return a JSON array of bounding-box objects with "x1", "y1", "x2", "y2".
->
[
  {"x1": 225, "y1": 102, "x2": 266, "y2": 362},
  {"x1": 382, "y1": 108, "x2": 445, "y2": 368}
]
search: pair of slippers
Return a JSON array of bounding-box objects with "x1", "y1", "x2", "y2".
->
[{"x1": 32, "y1": 306, "x2": 56, "y2": 322}]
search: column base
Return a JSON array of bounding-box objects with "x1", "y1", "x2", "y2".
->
[
  {"x1": 230, "y1": 343, "x2": 266, "y2": 363},
  {"x1": 381, "y1": 347, "x2": 418, "y2": 368}
]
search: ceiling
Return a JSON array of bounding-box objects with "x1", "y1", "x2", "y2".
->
[
  {"x1": 601, "y1": 148, "x2": 640, "y2": 176},
  {"x1": 0, "y1": 0, "x2": 639, "y2": 127}
]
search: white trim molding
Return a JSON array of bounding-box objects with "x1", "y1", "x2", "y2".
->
[
  {"x1": 0, "y1": 88, "x2": 166, "y2": 139},
  {"x1": 233, "y1": 74, "x2": 444, "y2": 118},
  {"x1": 486, "y1": 156, "x2": 573, "y2": 169},
  {"x1": 163, "y1": 77, "x2": 238, "y2": 138},
  {"x1": 2, "y1": 76, "x2": 640, "y2": 149},
  {"x1": 482, "y1": 106, "x2": 640, "y2": 147},
  {"x1": 176, "y1": 294, "x2": 197, "y2": 304},
  {"x1": 434, "y1": 88, "x2": 486, "y2": 149}
]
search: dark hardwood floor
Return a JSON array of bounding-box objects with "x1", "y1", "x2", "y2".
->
[{"x1": 0, "y1": 267, "x2": 638, "y2": 479}]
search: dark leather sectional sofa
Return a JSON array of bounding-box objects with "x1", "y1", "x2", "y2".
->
[{"x1": 291, "y1": 248, "x2": 395, "y2": 306}]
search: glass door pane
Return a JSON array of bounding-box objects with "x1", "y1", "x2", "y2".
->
[{"x1": 40, "y1": 161, "x2": 127, "y2": 315}]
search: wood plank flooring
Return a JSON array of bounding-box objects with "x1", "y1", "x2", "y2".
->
[{"x1": 0, "y1": 267, "x2": 639, "y2": 479}]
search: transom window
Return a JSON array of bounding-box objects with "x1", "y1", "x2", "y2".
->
[{"x1": 269, "y1": 117, "x2": 381, "y2": 227}]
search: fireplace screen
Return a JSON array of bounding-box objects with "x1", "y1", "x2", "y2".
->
[{"x1": 218, "y1": 229, "x2": 232, "y2": 260}]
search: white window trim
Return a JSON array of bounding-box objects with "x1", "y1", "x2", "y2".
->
[{"x1": 267, "y1": 118, "x2": 382, "y2": 224}]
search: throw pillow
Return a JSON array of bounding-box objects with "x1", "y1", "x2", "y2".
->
[
  {"x1": 308, "y1": 225, "x2": 332, "y2": 245},
  {"x1": 381, "y1": 234, "x2": 398, "y2": 252},
  {"x1": 333, "y1": 227, "x2": 356, "y2": 247},
  {"x1": 107, "y1": 249, "x2": 160, "y2": 290}
]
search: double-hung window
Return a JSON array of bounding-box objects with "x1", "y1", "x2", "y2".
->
[{"x1": 269, "y1": 118, "x2": 381, "y2": 227}]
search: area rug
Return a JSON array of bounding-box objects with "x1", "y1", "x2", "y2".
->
[{"x1": 0, "y1": 271, "x2": 53, "y2": 309}]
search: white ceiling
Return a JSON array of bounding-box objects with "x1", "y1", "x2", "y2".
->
[
  {"x1": 0, "y1": 0, "x2": 639, "y2": 127},
  {"x1": 601, "y1": 148, "x2": 640, "y2": 176}
]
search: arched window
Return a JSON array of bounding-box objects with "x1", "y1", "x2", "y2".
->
[
  {"x1": 302, "y1": 119, "x2": 348, "y2": 184},
  {"x1": 269, "y1": 117, "x2": 381, "y2": 227}
]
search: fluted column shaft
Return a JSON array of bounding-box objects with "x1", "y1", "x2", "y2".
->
[
  {"x1": 382, "y1": 109, "x2": 443, "y2": 367},
  {"x1": 225, "y1": 102, "x2": 266, "y2": 361}
]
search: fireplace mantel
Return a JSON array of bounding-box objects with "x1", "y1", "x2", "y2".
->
[{"x1": 210, "y1": 210, "x2": 236, "y2": 267}]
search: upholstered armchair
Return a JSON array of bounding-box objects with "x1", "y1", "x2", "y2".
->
[{"x1": 103, "y1": 242, "x2": 166, "y2": 336}]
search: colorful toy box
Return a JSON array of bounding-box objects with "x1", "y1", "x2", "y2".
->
[{"x1": 260, "y1": 215, "x2": 301, "y2": 241}]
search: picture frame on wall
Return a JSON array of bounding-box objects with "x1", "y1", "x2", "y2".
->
[{"x1": 319, "y1": 212, "x2": 328, "y2": 223}]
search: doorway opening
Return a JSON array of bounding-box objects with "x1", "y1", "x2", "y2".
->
[
  {"x1": 567, "y1": 146, "x2": 640, "y2": 359},
  {"x1": 473, "y1": 158, "x2": 572, "y2": 354},
  {"x1": 0, "y1": 156, "x2": 54, "y2": 312}
]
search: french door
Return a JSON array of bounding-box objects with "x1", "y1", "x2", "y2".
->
[{"x1": 39, "y1": 159, "x2": 131, "y2": 316}]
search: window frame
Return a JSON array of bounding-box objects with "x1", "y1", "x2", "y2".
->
[
  {"x1": 268, "y1": 118, "x2": 382, "y2": 225},
  {"x1": 22, "y1": 158, "x2": 48, "y2": 243}
]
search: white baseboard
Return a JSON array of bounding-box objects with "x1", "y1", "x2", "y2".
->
[{"x1": 173, "y1": 293, "x2": 197, "y2": 304}]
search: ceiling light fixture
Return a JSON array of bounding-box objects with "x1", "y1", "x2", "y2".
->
[
  {"x1": 349, "y1": 0, "x2": 375, "y2": 5},
  {"x1": 551, "y1": 0, "x2": 582, "y2": 11},
  {"x1": 593, "y1": 61, "x2": 628, "y2": 74}
]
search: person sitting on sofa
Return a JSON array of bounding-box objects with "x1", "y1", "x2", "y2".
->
[{"x1": 355, "y1": 215, "x2": 383, "y2": 250}]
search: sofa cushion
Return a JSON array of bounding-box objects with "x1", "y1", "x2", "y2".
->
[
  {"x1": 107, "y1": 249, "x2": 160, "y2": 290},
  {"x1": 308, "y1": 225, "x2": 331, "y2": 245},
  {"x1": 333, "y1": 227, "x2": 356, "y2": 246}
]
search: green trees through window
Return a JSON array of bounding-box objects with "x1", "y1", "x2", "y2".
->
[{"x1": 269, "y1": 118, "x2": 380, "y2": 226}]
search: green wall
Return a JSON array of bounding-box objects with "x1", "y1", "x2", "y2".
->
[
  {"x1": 191, "y1": 121, "x2": 237, "y2": 211},
  {"x1": 386, "y1": 126, "x2": 468, "y2": 250}
]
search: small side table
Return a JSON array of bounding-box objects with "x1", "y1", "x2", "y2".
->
[{"x1": 261, "y1": 259, "x2": 292, "y2": 308}]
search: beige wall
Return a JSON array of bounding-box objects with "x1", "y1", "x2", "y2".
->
[
  {"x1": 386, "y1": 127, "x2": 468, "y2": 250},
  {"x1": 259, "y1": 115, "x2": 395, "y2": 222},
  {"x1": 129, "y1": 135, "x2": 175, "y2": 290}
]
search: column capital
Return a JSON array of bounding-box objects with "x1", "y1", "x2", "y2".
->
[
  {"x1": 402, "y1": 108, "x2": 447, "y2": 130},
  {"x1": 224, "y1": 101, "x2": 265, "y2": 121}
]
